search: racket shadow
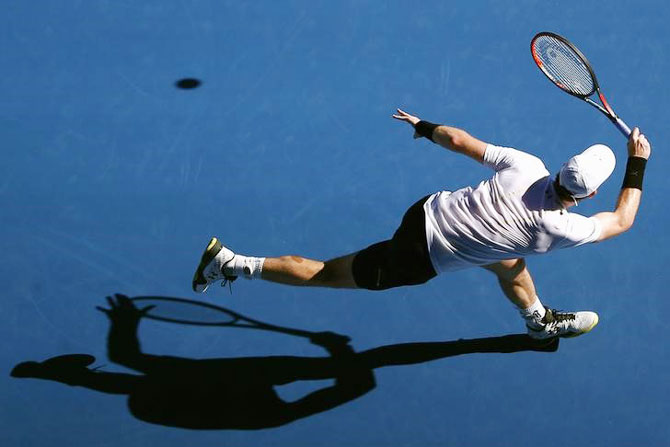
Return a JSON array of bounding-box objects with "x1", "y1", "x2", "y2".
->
[
  {"x1": 11, "y1": 294, "x2": 559, "y2": 430},
  {"x1": 129, "y1": 295, "x2": 315, "y2": 338}
]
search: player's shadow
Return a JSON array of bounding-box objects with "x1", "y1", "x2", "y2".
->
[{"x1": 10, "y1": 294, "x2": 558, "y2": 430}]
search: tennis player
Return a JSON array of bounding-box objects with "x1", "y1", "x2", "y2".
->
[{"x1": 193, "y1": 109, "x2": 651, "y2": 339}]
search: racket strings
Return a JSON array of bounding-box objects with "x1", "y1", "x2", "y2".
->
[
  {"x1": 134, "y1": 298, "x2": 238, "y2": 325},
  {"x1": 533, "y1": 35, "x2": 594, "y2": 96}
]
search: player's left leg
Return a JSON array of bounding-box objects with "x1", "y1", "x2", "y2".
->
[
  {"x1": 482, "y1": 258, "x2": 537, "y2": 309},
  {"x1": 483, "y1": 259, "x2": 599, "y2": 339}
]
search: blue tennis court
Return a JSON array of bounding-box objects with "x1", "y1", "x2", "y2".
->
[{"x1": 2, "y1": 1, "x2": 669, "y2": 446}]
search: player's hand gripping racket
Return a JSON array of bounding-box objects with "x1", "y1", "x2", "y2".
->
[{"x1": 530, "y1": 31, "x2": 631, "y2": 138}]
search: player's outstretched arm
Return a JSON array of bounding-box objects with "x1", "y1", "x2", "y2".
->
[
  {"x1": 392, "y1": 108, "x2": 488, "y2": 163},
  {"x1": 593, "y1": 127, "x2": 651, "y2": 241}
]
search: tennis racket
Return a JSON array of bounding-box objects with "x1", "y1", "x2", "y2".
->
[
  {"x1": 131, "y1": 296, "x2": 313, "y2": 338},
  {"x1": 530, "y1": 31, "x2": 631, "y2": 138}
]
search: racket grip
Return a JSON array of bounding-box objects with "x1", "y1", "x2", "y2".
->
[{"x1": 614, "y1": 117, "x2": 631, "y2": 138}]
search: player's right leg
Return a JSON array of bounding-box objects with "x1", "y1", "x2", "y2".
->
[
  {"x1": 192, "y1": 237, "x2": 237, "y2": 292},
  {"x1": 262, "y1": 253, "x2": 359, "y2": 288},
  {"x1": 193, "y1": 197, "x2": 437, "y2": 293}
]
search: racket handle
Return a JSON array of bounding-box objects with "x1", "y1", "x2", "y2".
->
[{"x1": 613, "y1": 116, "x2": 631, "y2": 138}]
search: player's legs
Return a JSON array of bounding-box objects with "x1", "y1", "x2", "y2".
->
[
  {"x1": 483, "y1": 259, "x2": 598, "y2": 339},
  {"x1": 482, "y1": 258, "x2": 536, "y2": 309},
  {"x1": 192, "y1": 237, "x2": 362, "y2": 291},
  {"x1": 193, "y1": 196, "x2": 436, "y2": 293},
  {"x1": 261, "y1": 253, "x2": 359, "y2": 288}
]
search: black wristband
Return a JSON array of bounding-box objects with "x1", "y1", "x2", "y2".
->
[
  {"x1": 621, "y1": 156, "x2": 647, "y2": 190},
  {"x1": 414, "y1": 120, "x2": 439, "y2": 142}
]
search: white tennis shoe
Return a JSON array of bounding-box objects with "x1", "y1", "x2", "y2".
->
[
  {"x1": 192, "y1": 237, "x2": 237, "y2": 293},
  {"x1": 527, "y1": 308, "x2": 599, "y2": 339}
]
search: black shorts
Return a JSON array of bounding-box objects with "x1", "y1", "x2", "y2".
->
[{"x1": 352, "y1": 195, "x2": 437, "y2": 290}]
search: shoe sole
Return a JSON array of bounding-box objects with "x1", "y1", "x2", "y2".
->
[
  {"x1": 562, "y1": 313, "x2": 599, "y2": 338},
  {"x1": 192, "y1": 237, "x2": 223, "y2": 292}
]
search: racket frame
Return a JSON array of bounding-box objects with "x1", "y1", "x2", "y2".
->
[
  {"x1": 132, "y1": 296, "x2": 312, "y2": 338},
  {"x1": 531, "y1": 31, "x2": 631, "y2": 137}
]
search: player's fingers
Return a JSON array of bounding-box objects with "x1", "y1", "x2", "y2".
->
[
  {"x1": 95, "y1": 306, "x2": 110, "y2": 314},
  {"x1": 105, "y1": 296, "x2": 116, "y2": 308},
  {"x1": 641, "y1": 137, "x2": 651, "y2": 150}
]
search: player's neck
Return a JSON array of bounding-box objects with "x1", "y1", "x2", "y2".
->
[{"x1": 560, "y1": 198, "x2": 577, "y2": 210}]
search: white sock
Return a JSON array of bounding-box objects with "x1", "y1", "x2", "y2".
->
[
  {"x1": 224, "y1": 255, "x2": 265, "y2": 279},
  {"x1": 519, "y1": 296, "x2": 546, "y2": 327}
]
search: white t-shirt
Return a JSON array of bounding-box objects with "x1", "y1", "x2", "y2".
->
[{"x1": 423, "y1": 144, "x2": 603, "y2": 273}]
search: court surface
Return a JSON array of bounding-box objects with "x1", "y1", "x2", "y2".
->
[{"x1": 2, "y1": 1, "x2": 669, "y2": 446}]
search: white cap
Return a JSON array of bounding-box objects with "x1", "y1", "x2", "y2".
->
[{"x1": 559, "y1": 144, "x2": 616, "y2": 199}]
